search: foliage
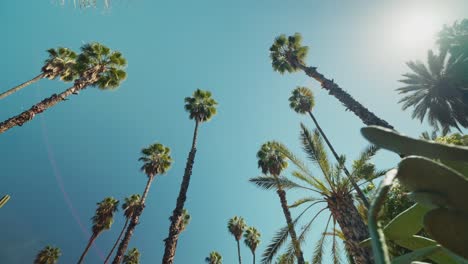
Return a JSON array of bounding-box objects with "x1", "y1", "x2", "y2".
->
[
  {"x1": 0, "y1": 195, "x2": 10, "y2": 208},
  {"x1": 257, "y1": 141, "x2": 288, "y2": 176},
  {"x1": 270, "y1": 33, "x2": 308, "y2": 74},
  {"x1": 205, "y1": 251, "x2": 223, "y2": 264},
  {"x1": 244, "y1": 226, "x2": 261, "y2": 254},
  {"x1": 184, "y1": 89, "x2": 218, "y2": 123},
  {"x1": 123, "y1": 248, "x2": 140, "y2": 264},
  {"x1": 228, "y1": 216, "x2": 246, "y2": 241},
  {"x1": 34, "y1": 246, "x2": 61, "y2": 264},
  {"x1": 289, "y1": 86, "x2": 315, "y2": 114},
  {"x1": 139, "y1": 143, "x2": 173, "y2": 177},
  {"x1": 92, "y1": 197, "x2": 119, "y2": 235}
]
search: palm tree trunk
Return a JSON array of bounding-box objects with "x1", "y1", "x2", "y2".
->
[
  {"x1": 162, "y1": 120, "x2": 200, "y2": 264},
  {"x1": 237, "y1": 240, "x2": 242, "y2": 264},
  {"x1": 275, "y1": 182, "x2": 305, "y2": 264},
  {"x1": 112, "y1": 175, "x2": 155, "y2": 264},
  {"x1": 0, "y1": 73, "x2": 45, "y2": 100},
  {"x1": 327, "y1": 192, "x2": 373, "y2": 264},
  {"x1": 77, "y1": 233, "x2": 98, "y2": 264},
  {"x1": 0, "y1": 65, "x2": 104, "y2": 134},
  {"x1": 297, "y1": 64, "x2": 393, "y2": 129},
  {"x1": 252, "y1": 252, "x2": 255, "y2": 264},
  {"x1": 307, "y1": 111, "x2": 370, "y2": 208},
  {"x1": 104, "y1": 218, "x2": 129, "y2": 263}
]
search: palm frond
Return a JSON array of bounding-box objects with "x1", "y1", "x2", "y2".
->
[
  {"x1": 249, "y1": 175, "x2": 311, "y2": 191},
  {"x1": 288, "y1": 197, "x2": 324, "y2": 208},
  {"x1": 291, "y1": 171, "x2": 329, "y2": 195},
  {"x1": 311, "y1": 214, "x2": 332, "y2": 264}
]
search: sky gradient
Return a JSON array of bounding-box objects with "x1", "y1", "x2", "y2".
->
[{"x1": 1, "y1": 1, "x2": 467, "y2": 263}]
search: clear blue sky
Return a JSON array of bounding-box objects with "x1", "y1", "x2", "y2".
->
[{"x1": 0, "y1": 0, "x2": 467, "y2": 263}]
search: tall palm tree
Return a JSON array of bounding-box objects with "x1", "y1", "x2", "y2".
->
[
  {"x1": 256, "y1": 142, "x2": 305, "y2": 264},
  {"x1": 162, "y1": 89, "x2": 218, "y2": 264},
  {"x1": 104, "y1": 194, "x2": 141, "y2": 263},
  {"x1": 244, "y1": 226, "x2": 261, "y2": 264},
  {"x1": 205, "y1": 251, "x2": 223, "y2": 264},
  {"x1": 228, "y1": 216, "x2": 247, "y2": 264},
  {"x1": 123, "y1": 248, "x2": 140, "y2": 264},
  {"x1": 34, "y1": 246, "x2": 61, "y2": 264},
  {"x1": 270, "y1": 33, "x2": 393, "y2": 129},
  {"x1": 0, "y1": 47, "x2": 78, "y2": 100},
  {"x1": 77, "y1": 197, "x2": 119, "y2": 264},
  {"x1": 0, "y1": 42, "x2": 127, "y2": 134},
  {"x1": 251, "y1": 126, "x2": 383, "y2": 264},
  {"x1": 397, "y1": 49, "x2": 468, "y2": 133},
  {"x1": 289, "y1": 86, "x2": 370, "y2": 208},
  {"x1": 112, "y1": 143, "x2": 173, "y2": 264}
]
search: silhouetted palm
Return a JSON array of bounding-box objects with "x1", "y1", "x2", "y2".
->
[
  {"x1": 112, "y1": 143, "x2": 173, "y2": 264},
  {"x1": 123, "y1": 248, "x2": 140, "y2": 264},
  {"x1": 244, "y1": 226, "x2": 261, "y2": 264},
  {"x1": 0, "y1": 47, "x2": 78, "y2": 99},
  {"x1": 228, "y1": 216, "x2": 247, "y2": 264},
  {"x1": 34, "y1": 246, "x2": 61, "y2": 264},
  {"x1": 163, "y1": 89, "x2": 218, "y2": 264},
  {"x1": 205, "y1": 251, "x2": 223, "y2": 264},
  {"x1": 77, "y1": 197, "x2": 119, "y2": 264}
]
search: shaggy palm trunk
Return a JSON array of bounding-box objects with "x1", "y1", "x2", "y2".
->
[
  {"x1": 77, "y1": 233, "x2": 99, "y2": 264},
  {"x1": 276, "y1": 181, "x2": 305, "y2": 264},
  {"x1": 307, "y1": 111, "x2": 370, "y2": 208},
  {"x1": 104, "y1": 218, "x2": 129, "y2": 263},
  {"x1": 327, "y1": 192, "x2": 373, "y2": 264},
  {"x1": 0, "y1": 73, "x2": 45, "y2": 100},
  {"x1": 0, "y1": 65, "x2": 104, "y2": 134},
  {"x1": 112, "y1": 175, "x2": 155, "y2": 264},
  {"x1": 297, "y1": 63, "x2": 393, "y2": 129},
  {"x1": 162, "y1": 120, "x2": 199, "y2": 264},
  {"x1": 236, "y1": 240, "x2": 242, "y2": 264}
]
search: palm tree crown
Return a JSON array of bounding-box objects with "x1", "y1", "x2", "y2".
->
[
  {"x1": 398, "y1": 49, "x2": 468, "y2": 132},
  {"x1": 76, "y1": 42, "x2": 127, "y2": 89},
  {"x1": 269, "y1": 33, "x2": 308, "y2": 74},
  {"x1": 289, "y1": 86, "x2": 315, "y2": 114},
  {"x1": 138, "y1": 143, "x2": 173, "y2": 177},
  {"x1": 123, "y1": 248, "x2": 140, "y2": 264},
  {"x1": 205, "y1": 251, "x2": 223, "y2": 264},
  {"x1": 257, "y1": 142, "x2": 288, "y2": 176},
  {"x1": 228, "y1": 216, "x2": 247, "y2": 241},
  {"x1": 122, "y1": 194, "x2": 141, "y2": 219},
  {"x1": 184, "y1": 89, "x2": 218, "y2": 122},
  {"x1": 244, "y1": 226, "x2": 261, "y2": 254},
  {"x1": 92, "y1": 197, "x2": 119, "y2": 235},
  {"x1": 42, "y1": 47, "x2": 78, "y2": 81},
  {"x1": 34, "y1": 246, "x2": 61, "y2": 264}
]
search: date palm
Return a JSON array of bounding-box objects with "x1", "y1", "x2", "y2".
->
[
  {"x1": 256, "y1": 142, "x2": 305, "y2": 264},
  {"x1": 77, "y1": 197, "x2": 119, "y2": 264},
  {"x1": 0, "y1": 42, "x2": 127, "y2": 134},
  {"x1": 244, "y1": 226, "x2": 261, "y2": 264},
  {"x1": 228, "y1": 216, "x2": 247, "y2": 264},
  {"x1": 112, "y1": 143, "x2": 173, "y2": 264},
  {"x1": 0, "y1": 47, "x2": 78, "y2": 99},
  {"x1": 289, "y1": 86, "x2": 370, "y2": 208},
  {"x1": 397, "y1": 49, "x2": 468, "y2": 133},
  {"x1": 205, "y1": 251, "x2": 223, "y2": 264},
  {"x1": 123, "y1": 248, "x2": 140, "y2": 264},
  {"x1": 270, "y1": 33, "x2": 393, "y2": 129},
  {"x1": 105, "y1": 194, "x2": 141, "y2": 263},
  {"x1": 34, "y1": 246, "x2": 61, "y2": 264},
  {"x1": 251, "y1": 126, "x2": 383, "y2": 264},
  {"x1": 162, "y1": 89, "x2": 218, "y2": 264}
]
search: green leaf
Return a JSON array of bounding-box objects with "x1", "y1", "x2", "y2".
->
[
  {"x1": 391, "y1": 245, "x2": 441, "y2": 264},
  {"x1": 383, "y1": 203, "x2": 430, "y2": 240},
  {"x1": 394, "y1": 236, "x2": 458, "y2": 264}
]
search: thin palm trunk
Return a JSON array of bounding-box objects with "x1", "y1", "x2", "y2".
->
[
  {"x1": 162, "y1": 120, "x2": 199, "y2": 264},
  {"x1": 77, "y1": 233, "x2": 99, "y2": 264},
  {"x1": 236, "y1": 240, "x2": 242, "y2": 264},
  {"x1": 104, "y1": 218, "x2": 129, "y2": 263},
  {"x1": 307, "y1": 111, "x2": 370, "y2": 208},
  {"x1": 0, "y1": 73, "x2": 45, "y2": 100},
  {"x1": 327, "y1": 192, "x2": 373, "y2": 264},
  {"x1": 112, "y1": 175, "x2": 155, "y2": 264},
  {"x1": 297, "y1": 63, "x2": 393, "y2": 129},
  {"x1": 276, "y1": 180, "x2": 305, "y2": 264},
  {"x1": 252, "y1": 251, "x2": 255, "y2": 264},
  {"x1": 0, "y1": 65, "x2": 103, "y2": 134}
]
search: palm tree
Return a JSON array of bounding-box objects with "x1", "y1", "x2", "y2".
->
[
  {"x1": 256, "y1": 142, "x2": 305, "y2": 264},
  {"x1": 289, "y1": 86, "x2": 370, "y2": 208},
  {"x1": 251, "y1": 126, "x2": 383, "y2": 263},
  {"x1": 228, "y1": 216, "x2": 247, "y2": 264},
  {"x1": 77, "y1": 197, "x2": 119, "y2": 264},
  {"x1": 162, "y1": 89, "x2": 218, "y2": 264},
  {"x1": 112, "y1": 143, "x2": 173, "y2": 264},
  {"x1": 270, "y1": 33, "x2": 393, "y2": 129},
  {"x1": 244, "y1": 226, "x2": 261, "y2": 264},
  {"x1": 0, "y1": 42, "x2": 127, "y2": 134},
  {"x1": 34, "y1": 246, "x2": 61, "y2": 264},
  {"x1": 205, "y1": 251, "x2": 223, "y2": 264},
  {"x1": 397, "y1": 49, "x2": 468, "y2": 133},
  {"x1": 123, "y1": 248, "x2": 140, "y2": 264},
  {"x1": 104, "y1": 194, "x2": 141, "y2": 263},
  {"x1": 178, "y1": 208, "x2": 191, "y2": 232},
  {"x1": 0, "y1": 47, "x2": 78, "y2": 99}
]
